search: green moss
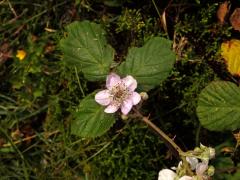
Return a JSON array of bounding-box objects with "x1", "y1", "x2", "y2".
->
[
  {"x1": 174, "y1": 3, "x2": 232, "y2": 60},
  {"x1": 90, "y1": 123, "x2": 167, "y2": 180}
]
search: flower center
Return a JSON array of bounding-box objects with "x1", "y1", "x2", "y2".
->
[
  {"x1": 115, "y1": 90, "x2": 124, "y2": 99},
  {"x1": 110, "y1": 83, "x2": 130, "y2": 104}
]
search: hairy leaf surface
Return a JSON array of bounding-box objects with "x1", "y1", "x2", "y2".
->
[
  {"x1": 60, "y1": 21, "x2": 115, "y2": 81},
  {"x1": 71, "y1": 94, "x2": 115, "y2": 137},
  {"x1": 197, "y1": 81, "x2": 240, "y2": 131},
  {"x1": 117, "y1": 37, "x2": 175, "y2": 91}
]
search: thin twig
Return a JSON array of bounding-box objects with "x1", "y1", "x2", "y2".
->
[
  {"x1": 151, "y1": 0, "x2": 161, "y2": 19},
  {"x1": 0, "y1": 0, "x2": 6, "y2": 5},
  {"x1": 195, "y1": 124, "x2": 201, "y2": 146},
  {"x1": 2, "y1": 130, "x2": 60, "y2": 147},
  {"x1": 7, "y1": 0, "x2": 17, "y2": 17},
  {"x1": 133, "y1": 108, "x2": 183, "y2": 158},
  {"x1": 133, "y1": 108, "x2": 194, "y2": 176}
]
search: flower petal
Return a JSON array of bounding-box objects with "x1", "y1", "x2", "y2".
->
[
  {"x1": 104, "y1": 104, "x2": 119, "y2": 113},
  {"x1": 95, "y1": 90, "x2": 111, "y2": 106},
  {"x1": 186, "y1": 157, "x2": 198, "y2": 170},
  {"x1": 177, "y1": 161, "x2": 183, "y2": 169},
  {"x1": 179, "y1": 176, "x2": 193, "y2": 180},
  {"x1": 158, "y1": 169, "x2": 177, "y2": 180},
  {"x1": 131, "y1": 92, "x2": 141, "y2": 105},
  {"x1": 196, "y1": 162, "x2": 208, "y2": 176},
  {"x1": 121, "y1": 99, "x2": 133, "y2": 115},
  {"x1": 122, "y1": 75, "x2": 137, "y2": 91},
  {"x1": 106, "y1": 73, "x2": 121, "y2": 89}
]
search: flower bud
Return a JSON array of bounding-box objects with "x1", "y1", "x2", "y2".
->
[
  {"x1": 158, "y1": 169, "x2": 177, "y2": 180},
  {"x1": 199, "y1": 152, "x2": 210, "y2": 163},
  {"x1": 200, "y1": 143, "x2": 207, "y2": 150},
  {"x1": 140, "y1": 92, "x2": 148, "y2": 100},
  {"x1": 193, "y1": 147, "x2": 202, "y2": 153},
  {"x1": 121, "y1": 114, "x2": 128, "y2": 120},
  {"x1": 209, "y1": 147, "x2": 215, "y2": 159},
  {"x1": 207, "y1": 165, "x2": 215, "y2": 176}
]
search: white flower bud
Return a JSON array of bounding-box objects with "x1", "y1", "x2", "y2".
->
[
  {"x1": 209, "y1": 147, "x2": 215, "y2": 159},
  {"x1": 140, "y1": 92, "x2": 149, "y2": 100},
  {"x1": 121, "y1": 114, "x2": 128, "y2": 120},
  {"x1": 158, "y1": 169, "x2": 177, "y2": 180}
]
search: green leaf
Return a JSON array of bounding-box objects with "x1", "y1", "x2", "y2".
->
[
  {"x1": 71, "y1": 93, "x2": 115, "y2": 137},
  {"x1": 197, "y1": 81, "x2": 240, "y2": 131},
  {"x1": 60, "y1": 21, "x2": 115, "y2": 81},
  {"x1": 117, "y1": 37, "x2": 175, "y2": 91}
]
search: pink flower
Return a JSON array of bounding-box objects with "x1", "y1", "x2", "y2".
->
[
  {"x1": 95, "y1": 73, "x2": 141, "y2": 115},
  {"x1": 196, "y1": 162, "x2": 209, "y2": 180}
]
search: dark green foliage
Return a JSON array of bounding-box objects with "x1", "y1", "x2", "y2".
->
[
  {"x1": 174, "y1": 3, "x2": 232, "y2": 60},
  {"x1": 1, "y1": 0, "x2": 240, "y2": 179},
  {"x1": 197, "y1": 81, "x2": 240, "y2": 131},
  {"x1": 90, "y1": 123, "x2": 167, "y2": 180},
  {"x1": 117, "y1": 37, "x2": 175, "y2": 91},
  {"x1": 60, "y1": 21, "x2": 115, "y2": 81},
  {"x1": 71, "y1": 93, "x2": 115, "y2": 137}
]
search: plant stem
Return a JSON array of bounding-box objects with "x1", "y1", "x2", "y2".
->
[
  {"x1": 151, "y1": 0, "x2": 161, "y2": 19},
  {"x1": 195, "y1": 123, "x2": 201, "y2": 146},
  {"x1": 74, "y1": 66, "x2": 85, "y2": 97},
  {"x1": 133, "y1": 108, "x2": 183, "y2": 158},
  {"x1": 133, "y1": 108, "x2": 194, "y2": 176}
]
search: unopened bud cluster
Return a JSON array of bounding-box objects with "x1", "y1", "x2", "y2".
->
[
  {"x1": 193, "y1": 143, "x2": 215, "y2": 163},
  {"x1": 158, "y1": 144, "x2": 215, "y2": 180}
]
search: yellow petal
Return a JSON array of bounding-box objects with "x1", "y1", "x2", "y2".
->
[
  {"x1": 16, "y1": 50, "x2": 26, "y2": 61},
  {"x1": 221, "y1": 39, "x2": 240, "y2": 75}
]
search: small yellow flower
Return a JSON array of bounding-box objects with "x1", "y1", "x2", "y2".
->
[{"x1": 16, "y1": 50, "x2": 26, "y2": 61}]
